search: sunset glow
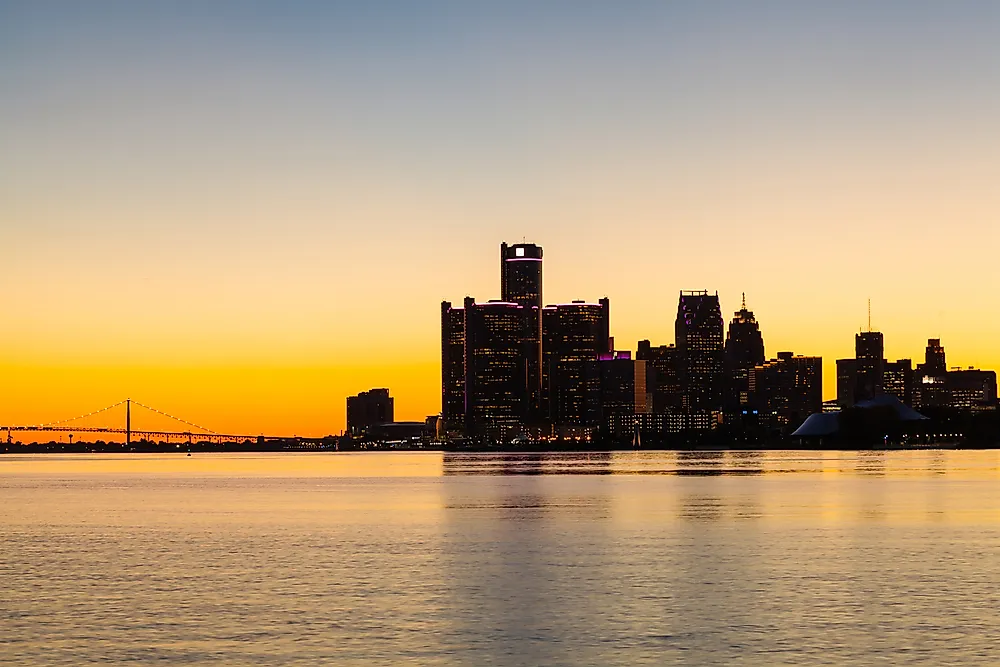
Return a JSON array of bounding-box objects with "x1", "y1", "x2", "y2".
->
[{"x1": 3, "y1": 2, "x2": 998, "y2": 436}]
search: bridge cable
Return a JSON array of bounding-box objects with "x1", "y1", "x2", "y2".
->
[
  {"x1": 130, "y1": 400, "x2": 218, "y2": 435},
  {"x1": 37, "y1": 400, "x2": 127, "y2": 428}
]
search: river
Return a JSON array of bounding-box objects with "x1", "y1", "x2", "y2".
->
[{"x1": 3, "y1": 450, "x2": 999, "y2": 665}]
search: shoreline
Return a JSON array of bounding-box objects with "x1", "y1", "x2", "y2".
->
[{"x1": 3, "y1": 442, "x2": 997, "y2": 454}]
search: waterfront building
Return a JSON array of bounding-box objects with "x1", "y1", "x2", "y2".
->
[
  {"x1": 635, "y1": 411, "x2": 714, "y2": 436},
  {"x1": 463, "y1": 297, "x2": 533, "y2": 441},
  {"x1": 675, "y1": 290, "x2": 725, "y2": 414},
  {"x1": 855, "y1": 331, "x2": 884, "y2": 402},
  {"x1": 501, "y1": 242, "x2": 543, "y2": 416},
  {"x1": 723, "y1": 293, "x2": 766, "y2": 420},
  {"x1": 750, "y1": 352, "x2": 823, "y2": 431},
  {"x1": 347, "y1": 388, "x2": 394, "y2": 436},
  {"x1": 542, "y1": 299, "x2": 610, "y2": 427},
  {"x1": 500, "y1": 242, "x2": 543, "y2": 307},
  {"x1": 914, "y1": 338, "x2": 950, "y2": 408},
  {"x1": 836, "y1": 358, "x2": 857, "y2": 408},
  {"x1": 598, "y1": 353, "x2": 648, "y2": 440},
  {"x1": 923, "y1": 338, "x2": 948, "y2": 376},
  {"x1": 883, "y1": 359, "x2": 914, "y2": 406},
  {"x1": 440, "y1": 301, "x2": 466, "y2": 433},
  {"x1": 947, "y1": 368, "x2": 998, "y2": 410},
  {"x1": 636, "y1": 340, "x2": 682, "y2": 413}
]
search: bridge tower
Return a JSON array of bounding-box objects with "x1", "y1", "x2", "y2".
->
[{"x1": 126, "y1": 398, "x2": 131, "y2": 447}]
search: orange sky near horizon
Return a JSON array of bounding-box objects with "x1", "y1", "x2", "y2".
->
[{"x1": 2, "y1": 3, "x2": 998, "y2": 437}]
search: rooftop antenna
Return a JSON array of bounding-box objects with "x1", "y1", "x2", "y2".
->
[
  {"x1": 741, "y1": 292, "x2": 746, "y2": 310},
  {"x1": 868, "y1": 298, "x2": 871, "y2": 332}
]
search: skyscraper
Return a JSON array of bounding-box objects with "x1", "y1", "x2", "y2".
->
[
  {"x1": 923, "y1": 338, "x2": 947, "y2": 376},
  {"x1": 542, "y1": 299, "x2": 610, "y2": 426},
  {"x1": 883, "y1": 359, "x2": 914, "y2": 406},
  {"x1": 636, "y1": 340, "x2": 682, "y2": 413},
  {"x1": 501, "y1": 242, "x2": 543, "y2": 417},
  {"x1": 675, "y1": 290, "x2": 725, "y2": 413},
  {"x1": 750, "y1": 352, "x2": 822, "y2": 432},
  {"x1": 346, "y1": 388, "x2": 394, "y2": 436},
  {"x1": 723, "y1": 293, "x2": 766, "y2": 418},
  {"x1": 855, "y1": 331, "x2": 885, "y2": 402},
  {"x1": 463, "y1": 297, "x2": 532, "y2": 441},
  {"x1": 440, "y1": 301, "x2": 466, "y2": 433},
  {"x1": 947, "y1": 368, "x2": 998, "y2": 409},
  {"x1": 500, "y1": 242, "x2": 543, "y2": 307},
  {"x1": 914, "y1": 338, "x2": 949, "y2": 409},
  {"x1": 599, "y1": 354, "x2": 648, "y2": 441},
  {"x1": 836, "y1": 358, "x2": 858, "y2": 408}
]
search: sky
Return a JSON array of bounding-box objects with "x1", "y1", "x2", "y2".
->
[{"x1": 2, "y1": 1, "x2": 998, "y2": 436}]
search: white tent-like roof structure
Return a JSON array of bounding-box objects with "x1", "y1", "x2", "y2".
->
[
  {"x1": 853, "y1": 395, "x2": 929, "y2": 421},
  {"x1": 791, "y1": 395, "x2": 928, "y2": 438}
]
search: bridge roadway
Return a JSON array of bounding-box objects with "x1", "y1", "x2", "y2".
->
[
  {"x1": 2, "y1": 399, "x2": 331, "y2": 448},
  {"x1": 2, "y1": 425, "x2": 328, "y2": 446}
]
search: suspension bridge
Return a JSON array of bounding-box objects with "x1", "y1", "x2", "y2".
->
[{"x1": 1, "y1": 399, "x2": 323, "y2": 447}]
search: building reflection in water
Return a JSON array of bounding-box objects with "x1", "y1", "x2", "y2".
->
[
  {"x1": 855, "y1": 451, "x2": 886, "y2": 477},
  {"x1": 444, "y1": 451, "x2": 773, "y2": 477},
  {"x1": 443, "y1": 451, "x2": 613, "y2": 476},
  {"x1": 439, "y1": 460, "x2": 614, "y2": 664}
]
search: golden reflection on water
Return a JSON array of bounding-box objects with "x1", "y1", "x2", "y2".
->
[
  {"x1": 3, "y1": 449, "x2": 1000, "y2": 665},
  {"x1": 0, "y1": 451, "x2": 446, "y2": 477},
  {"x1": 3, "y1": 449, "x2": 998, "y2": 481}
]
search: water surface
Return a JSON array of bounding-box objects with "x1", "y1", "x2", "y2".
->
[{"x1": 3, "y1": 450, "x2": 999, "y2": 665}]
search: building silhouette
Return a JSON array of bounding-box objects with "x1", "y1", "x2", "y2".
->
[
  {"x1": 542, "y1": 299, "x2": 611, "y2": 428},
  {"x1": 836, "y1": 358, "x2": 858, "y2": 408},
  {"x1": 923, "y1": 338, "x2": 948, "y2": 376},
  {"x1": 501, "y1": 242, "x2": 543, "y2": 307},
  {"x1": 462, "y1": 297, "x2": 532, "y2": 441},
  {"x1": 724, "y1": 293, "x2": 766, "y2": 419},
  {"x1": 675, "y1": 291, "x2": 725, "y2": 413},
  {"x1": 883, "y1": 358, "x2": 914, "y2": 406},
  {"x1": 598, "y1": 352, "x2": 648, "y2": 440},
  {"x1": 914, "y1": 338, "x2": 949, "y2": 408},
  {"x1": 854, "y1": 331, "x2": 885, "y2": 402},
  {"x1": 347, "y1": 388, "x2": 394, "y2": 436},
  {"x1": 947, "y1": 368, "x2": 998, "y2": 409},
  {"x1": 440, "y1": 301, "x2": 466, "y2": 433},
  {"x1": 911, "y1": 339, "x2": 997, "y2": 410},
  {"x1": 501, "y1": 242, "x2": 543, "y2": 417},
  {"x1": 434, "y1": 241, "x2": 996, "y2": 446},
  {"x1": 636, "y1": 340, "x2": 682, "y2": 413},
  {"x1": 750, "y1": 352, "x2": 822, "y2": 431}
]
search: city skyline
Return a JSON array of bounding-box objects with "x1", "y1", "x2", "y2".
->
[
  {"x1": 3, "y1": 1, "x2": 999, "y2": 435},
  {"x1": 431, "y1": 240, "x2": 993, "y2": 446}
]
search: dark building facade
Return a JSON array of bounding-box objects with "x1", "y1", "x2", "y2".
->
[
  {"x1": 723, "y1": 294, "x2": 766, "y2": 419},
  {"x1": 636, "y1": 340, "x2": 682, "y2": 413},
  {"x1": 500, "y1": 242, "x2": 543, "y2": 307},
  {"x1": 542, "y1": 299, "x2": 610, "y2": 427},
  {"x1": 947, "y1": 369, "x2": 998, "y2": 409},
  {"x1": 854, "y1": 331, "x2": 884, "y2": 402},
  {"x1": 500, "y1": 242, "x2": 543, "y2": 417},
  {"x1": 750, "y1": 352, "x2": 822, "y2": 432},
  {"x1": 914, "y1": 338, "x2": 949, "y2": 408},
  {"x1": 440, "y1": 301, "x2": 466, "y2": 433},
  {"x1": 675, "y1": 291, "x2": 724, "y2": 414},
  {"x1": 462, "y1": 297, "x2": 532, "y2": 441},
  {"x1": 883, "y1": 358, "x2": 914, "y2": 406},
  {"x1": 346, "y1": 388, "x2": 394, "y2": 436},
  {"x1": 836, "y1": 358, "x2": 857, "y2": 408},
  {"x1": 599, "y1": 354, "x2": 648, "y2": 440},
  {"x1": 923, "y1": 338, "x2": 947, "y2": 376}
]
